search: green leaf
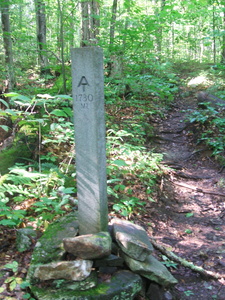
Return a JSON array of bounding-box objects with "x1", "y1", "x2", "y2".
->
[
  {"x1": 112, "y1": 159, "x2": 128, "y2": 167},
  {"x1": 185, "y1": 212, "x2": 194, "y2": 218},
  {"x1": 9, "y1": 279, "x2": 17, "y2": 291},
  {"x1": 20, "y1": 281, "x2": 30, "y2": 289},
  {"x1": 0, "y1": 219, "x2": 17, "y2": 226},
  {"x1": 50, "y1": 109, "x2": 68, "y2": 117},
  {"x1": 0, "y1": 125, "x2": 9, "y2": 132},
  {"x1": 112, "y1": 204, "x2": 122, "y2": 211},
  {"x1": 4, "y1": 261, "x2": 18, "y2": 272},
  {"x1": 5, "y1": 109, "x2": 18, "y2": 116},
  {"x1": 55, "y1": 95, "x2": 73, "y2": 100},
  {"x1": 62, "y1": 107, "x2": 73, "y2": 117},
  {"x1": 0, "y1": 98, "x2": 9, "y2": 108},
  {"x1": 22, "y1": 294, "x2": 31, "y2": 299},
  {"x1": 59, "y1": 187, "x2": 75, "y2": 194},
  {"x1": 6, "y1": 93, "x2": 31, "y2": 102}
]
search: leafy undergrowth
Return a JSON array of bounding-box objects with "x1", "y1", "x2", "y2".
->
[
  {"x1": 0, "y1": 65, "x2": 179, "y2": 298},
  {"x1": 2, "y1": 61, "x2": 225, "y2": 299}
]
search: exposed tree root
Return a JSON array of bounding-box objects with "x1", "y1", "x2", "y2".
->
[
  {"x1": 171, "y1": 180, "x2": 225, "y2": 197},
  {"x1": 150, "y1": 238, "x2": 225, "y2": 280},
  {"x1": 173, "y1": 170, "x2": 212, "y2": 180}
]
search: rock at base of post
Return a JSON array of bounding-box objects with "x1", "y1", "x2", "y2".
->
[{"x1": 30, "y1": 270, "x2": 142, "y2": 300}]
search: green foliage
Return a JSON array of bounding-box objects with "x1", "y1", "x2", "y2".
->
[
  {"x1": 0, "y1": 261, "x2": 35, "y2": 299},
  {"x1": 106, "y1": 111, "x2": 163, "y2": 218},
  {"x1": 188, "y1": 104, "x2": 225, "y2": 159},
  {"x1": 184, "y1": 290, "x2": 195, "y2": 297},
  {"x1": 0, "y1": 163, "x2": 76, "y2": 227},
  {"x1": 113, "y1": 197, "x2": 146, "y2": 219},
  {"x1": 161, "y1": 255, "x2": 178, "y2": 269},
  {"x1": 0, "y1": 93, "x2": 76, "y2": 228}
]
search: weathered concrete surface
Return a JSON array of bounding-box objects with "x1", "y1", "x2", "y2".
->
[
  {"x1": 63, "y1": 232, "x2": 111, "y2": 259},
  {"x1": 111, "y1": 218, "x2": 153, "y2": 261},
  {"x1": 71, "y1": 47, "x2": 108, "y2": 235},
  {"x1": 122, "y1": 253, "x2": 178, "y2": 287},
  {"x1": 34, "y1": 260, "x2": 93, "y2": 281},
  {"x1": 30, "y1": 270, "x2": 142, "y2": 300}
]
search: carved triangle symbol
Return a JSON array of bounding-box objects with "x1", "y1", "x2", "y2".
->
[{"x1": 78, "y1": 76, "x2": 90, "y2": 92}]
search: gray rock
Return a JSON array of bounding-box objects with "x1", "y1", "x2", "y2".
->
[
  {"x1": 197, "y1": 91, "x2": 225, "y2": 109},
  {"x1": 94, "y1": 254, "x2": 124, "y2": 267},
  {"x1": 122, "y1": 253, "x2": 178, "y2": 287},
  {"x1": 111, "y1": 219, "x2": 153, "y2": 261},
  {"x1": 30, "y1": 270, "x2": 143, "y2": 300},
  {"x1": 164, "y1": 290, "x2": 173, "y2": 300},
  {"x1": 34, "y1": 260, "x2": 93, "y2": 281},
  {"x1": 52, "y1": 271, "x2": 97, "y2": 291},
  {"x1": 63, "y1": 232, "x2": 111, "y2": 259},
  {"x1": 27, "y1": 213, "x2": 79, "y2": 285},
  {"x1": 98, "y1": 266, "x2": 117, "y2": 274},
  {"x1": 31, "y1": 213, "x2": 79, "y2": 265},
  {"x1": 146, "y1": 282, "x2": 163, "y2": 300},
  {"x1": 16, "y1": 228, "x2": 37, "y2": 252}
]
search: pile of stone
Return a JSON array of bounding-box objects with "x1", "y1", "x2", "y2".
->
[{"x1": 26, "y1": 213, "x2": 177, "y2": 300}]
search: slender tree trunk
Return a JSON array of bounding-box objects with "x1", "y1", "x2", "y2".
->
[
  {"x1": 57, "y1": 0, "x2": 66, "y2": 94},
  {"x1": 212, "y1": 4, "x2": 216, "y2": 64},
  {"x1": 155, "y1": 0, "x2": 166, "y2": 61},
  {"x1": 80, "y1": 0, "x2": 100, "y2": 46},
  {"x1": 1, "y1": 2, "x2": 16, "y2": 91},
  {"x1": 108, "y1": 0, "x2": 118, "y2": 76},
  {"x1": 221, "y1": 6, "x2": 225, "y2": 63},
  {"x1": 109, "y1": 0, "x2": 117, "y2": 46},
  {"x1": 35, "y1": 0, "x2": 49, "y2": 75}
]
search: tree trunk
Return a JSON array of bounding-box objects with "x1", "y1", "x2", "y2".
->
[
  {"x1": 35, "y1": 0, "x2": 49, "y2": 75},
  {"x1": 80, "y1": 1, "x2": 100, "y2": 46},
  {"x1": 221, "y1": 6, "x2": 225, "y2": 63},
  {"x1": 107, "y1": 0, "x2": 118, "y2": 76},
  {"x1": 1, "y1": 2, "x2": 16, "y2": 91},
  {"x1": 57, "y1": 0, "x2": 66, "y2": 94},
  {"x1": 212, "y1": 4, "x2": 216, "y2": 64},
  {"x1": 155, "y1": 0, "x2": 166, "y2": 61}
]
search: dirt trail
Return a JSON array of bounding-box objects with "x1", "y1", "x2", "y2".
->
[{"x1": 145, "y1": 92, "x2": 225, "y2": 299}]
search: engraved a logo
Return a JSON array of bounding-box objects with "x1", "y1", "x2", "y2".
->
[{"x1": 78, "y1": 76, "x2": 90, "y2": 92}]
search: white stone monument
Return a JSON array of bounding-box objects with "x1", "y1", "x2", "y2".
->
[{"x1": 71, "y1": 47, "x2": 108, "y2": 235}]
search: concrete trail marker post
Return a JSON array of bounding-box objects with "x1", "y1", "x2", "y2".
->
[{"x1": 71, "y1": 47, "x2": 108, "y2": 235}]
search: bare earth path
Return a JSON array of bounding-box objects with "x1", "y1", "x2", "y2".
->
[{"x1": 143, "y1": 91, "x2": 225, "y2": 299}]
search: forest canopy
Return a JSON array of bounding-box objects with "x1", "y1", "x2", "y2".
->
[{"x1": 1, "y1": 0, "x2": 225, "y2": 92}]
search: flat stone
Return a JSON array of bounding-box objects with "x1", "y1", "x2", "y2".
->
[
  {"x1": 122, "y1": 253, "x2": 178, "y2": 287},
  {"x1": 16, "y1": 227, "x2": 37, "y2": 252},
  {"x1": 111, "y1": 219, "x2": 153, "y2": 261},
  {"x1": 30, "y1": 270, "x2": 143, "y2": 300},
  {"x1": 52, "y1": 271, "x2": 98, "y2": 291},
  {"x1": 34, "y1": 260, "x2": 93, "y2": 281},
  {"x1": 27, "y1": 213, "x2": 79, "y2": 285},
  {"x1": 63, "y1": 232, "x2": 111, "y2": 259},
  {"x1": 94, "y1": 254, "x2": 124, "y2": 267}
]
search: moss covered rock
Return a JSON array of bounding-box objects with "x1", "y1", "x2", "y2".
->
[{"x1": 30, "y1": 270, "x2": 142, "y2": 300}]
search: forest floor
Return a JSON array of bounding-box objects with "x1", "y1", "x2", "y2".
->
[
  {"x1": 1, "y1": 86, "x2": 225, "y2": 300},
  {"x1": 139, "y1": 87, "x2": 225, "y2": 299}
]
